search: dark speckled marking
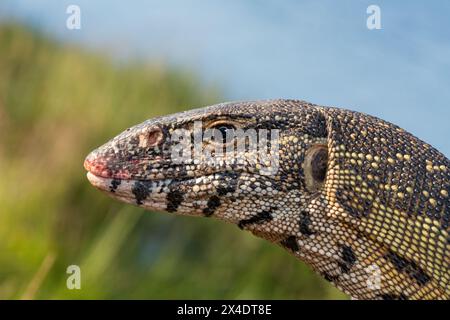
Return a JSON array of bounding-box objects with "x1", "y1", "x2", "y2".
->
[
  {"x1": 166, "y1": 190, "x2": 184, "y2": 212},
  {"x1": 385, "y1": 250, "x2": 431, "y2": 286},
  {"x1": 338, "y1": 245, "x2": 357, "y2": 273},
  {"x1": 216, "y1": 172, "x2": 240, "y2": 196},
  {"x1": 307, "y1": 112, "x2": 328, "y2": 138},
  {"x1": 379, "y1": 293, "x2": 408, "y2": 300},
  {"x1": 132, "y1": 181, "x2": 151, "y2": 205},
  {"x1": 322, "y1": 272, "x2": 340, "y2": 283},
  {"x1": 281, "y1": 236, "x2": 299, "y2": 252},
  {"x1": 217, "y1": 185, "x2": 235, "y2": 196},
  {"x1": 335, "y1": 184, "x2": 372, "y2": 219},
  {"x1": 299, "y1": 210, "x2": 315, "y2": 236},
  {"x1": 203, "y1": 196, "x2": 221, "y2": 216},
  {"x1": 238, "y1": 209, "x2": 274, "y2": 230},
  {"x1": 110, "y1": 179, "x2": 121, "y2": 193}
]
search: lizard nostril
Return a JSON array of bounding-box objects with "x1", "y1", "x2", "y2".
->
[
  {"x1": 139, "y1": 127, "x2": 164, "y2": 148},
  {"x1": 148, "y1": 128, "x2": 164, "y2": 146}
]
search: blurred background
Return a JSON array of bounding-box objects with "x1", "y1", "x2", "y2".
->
[{"x1": 0, "y1": 1, "x2": 449, "y2": 299}]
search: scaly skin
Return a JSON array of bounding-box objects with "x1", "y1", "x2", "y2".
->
[{"x1": 84, "y1": 99, "x2": 449, "y2": 299}]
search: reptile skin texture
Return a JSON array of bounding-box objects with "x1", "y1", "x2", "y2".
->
[{"x1": 84, "y1": 99, "x2": 449, "y2": 299}]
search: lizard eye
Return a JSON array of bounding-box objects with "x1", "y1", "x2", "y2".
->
[
  {"x1": 304, "y1": 145, "x2": 328, "y2": 192},
  {"x1": 209, "y1": 123, "x2": 236, "y2": 143}
]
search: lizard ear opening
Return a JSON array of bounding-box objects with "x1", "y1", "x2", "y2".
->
[{"x1": 304, "y1": 144, "x2": 328, "y2": 192}]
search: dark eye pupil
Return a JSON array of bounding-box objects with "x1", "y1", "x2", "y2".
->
[
  {"x1": 213, "y1": 124, "x2": 235, "y2": 142},
  {"x1": 218, "y1": 126, "x2": 230, "y2": 135}
]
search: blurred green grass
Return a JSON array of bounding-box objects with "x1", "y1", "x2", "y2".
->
[{"x1": 0, "y1": 23, "x2": 346, "y2": 299}]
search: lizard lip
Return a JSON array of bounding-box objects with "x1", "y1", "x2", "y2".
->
[{"x1": 84, "y1": 156, "x2": 107, "y2": 176}]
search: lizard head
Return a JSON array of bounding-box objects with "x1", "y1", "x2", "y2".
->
[
  {"x1": 84, "y1": 100, "x2": 329, "y2": 242},
  {"x1": 85, "y1": 100, "x2": 450, "y2": 299}
]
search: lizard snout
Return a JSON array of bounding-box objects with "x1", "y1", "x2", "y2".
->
[
  {"x1": 84, "y1": 151, "x2": 134, "y2": 180},
  {"x1": 84, "y1": 152, "x2": 109, "y2": 178}
]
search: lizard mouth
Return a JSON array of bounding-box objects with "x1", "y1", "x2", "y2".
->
[
  {"x1": 84, "y1": 155, "x2": 228, "y2": 213},
  {"x1": 84, "y1": 154, "x2": 174, "y2": 195},
  {"x1": 84, "y1": 148, "x2": 243, "y2": 213},
  {"x1": 84, "y1": 154, "x2": 137, "y2": 180}
]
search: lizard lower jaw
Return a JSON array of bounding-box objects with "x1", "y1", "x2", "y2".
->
[
  {"x1": 86, "y1": 170, "x2": 225, "y2": 215},
  {"x1": 86, "y1": 172, "x2": 109, "y2": 190},
  {"x1": 86, "y1": 172, "x2": 171, "y2": 209}
]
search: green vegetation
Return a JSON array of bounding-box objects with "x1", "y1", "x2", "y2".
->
[{"x1": 0, "y1": 24, "x2": 346, "y2": 299}]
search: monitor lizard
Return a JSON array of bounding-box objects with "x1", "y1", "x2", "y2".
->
[{"x1": 84, "y1": 99, "x2": 449, "y2": 299}]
